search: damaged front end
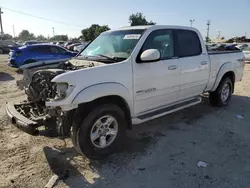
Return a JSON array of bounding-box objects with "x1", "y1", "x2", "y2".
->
[{"x1": 6, "y1": 59, "x2": 98, "y2": 137}]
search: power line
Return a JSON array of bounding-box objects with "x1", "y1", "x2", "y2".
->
[{"x1": 1, "y1": 6, "x2": 86, "y2": 28}]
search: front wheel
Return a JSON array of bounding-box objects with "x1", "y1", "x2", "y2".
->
[
  {"x1": 209, "y1": 77, "x2": 233, "y2": 107},
  {"x1": 72, "y1": 104, "x2": 126, "y2": 159}
]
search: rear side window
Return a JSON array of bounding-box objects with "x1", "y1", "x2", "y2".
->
[
  {"x1": 29, "y1": 46, "x2": 51, "y2": 53},
  {"x1": 176, "y1": 30, "x2": 202, "y2": 57}
]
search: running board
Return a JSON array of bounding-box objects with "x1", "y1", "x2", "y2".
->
[{"x1": 132, "y1": 97, "x2": 202, "y2": 124}]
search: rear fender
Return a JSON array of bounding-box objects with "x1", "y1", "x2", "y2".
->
[
  {"x1": 72, "y1": 83, "x2": 133, "y2": 115},
  {"x1": 211, "y1": 62, "x2": 234, "y2": 91}
]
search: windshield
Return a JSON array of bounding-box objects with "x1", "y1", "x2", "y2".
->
[{"x1": 79, "y1": 29, "x2": 145, "y2": 60}]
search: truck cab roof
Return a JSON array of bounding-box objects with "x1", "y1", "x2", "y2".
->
[{"x1": 110, "y1": 25, "x2": 200, "y2": 32}]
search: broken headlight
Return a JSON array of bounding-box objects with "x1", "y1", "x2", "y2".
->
[{"x1": 55, "y1": 83, "x2": 74, "y2": 100}]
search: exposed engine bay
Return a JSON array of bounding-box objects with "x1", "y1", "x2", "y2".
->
[{"x1": 13, "y1": 59, "x2": 105, "y2": 136}]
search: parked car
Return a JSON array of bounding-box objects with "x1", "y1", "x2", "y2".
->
[
  {"x1": 8, "y1": 44, "x2": 78, "y2": 67},
  {"x1": 6, "y1": 25, "x2": 245, "y2": 159},
  {"x1": 243, "y1": 47, "x2": 250, "y2": 61},
  {"x1": 0, "y1": 40, "x2": 19, "y2": 54},
  {"x1": 56, "y1": 41, "x2": 65, "y2": 46},
  {"x1": 67, "y1": 43, "x2": 81, "y2": 51},
  {"x1": 74, "y1": 42, "x2": 88, "y2": 52},
  {"x1": 23, "y1": 40, "x2": 40, "y2": 46},
  {"x1": 236, "y1": 44, "x2": 249, "y2": 50}
]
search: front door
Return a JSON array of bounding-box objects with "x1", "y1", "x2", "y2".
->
[
  {"x1": 175, "y1": 29, "x2": 210, "y2": 100},
  {"x1": 133, "y1": 29, "x2": 181, "y2": 115}
]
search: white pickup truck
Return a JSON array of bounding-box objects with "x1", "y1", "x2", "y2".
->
[{"x1": 6, "y1": 25, "x2": 245, "y2": 159}]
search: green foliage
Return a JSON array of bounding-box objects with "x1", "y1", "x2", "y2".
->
[
  {"x1": 129, "y1": 13, "x2": 156, "y2": 26},
  {"x1": 81, "y1": 24, "x2": 110, "y2": 41},
  {"x1": 36, "y1": 34, "x2": 47, "y2": 41},
  {"x1": 18, "y1": 30, "x2": 35, "y2": 41},
  {"x1": 205, "y1": 36, "x2": 211, "y2": 43},
  {"x1": 50, "y1": 35, "x2": 68, "y2": 41},
  {"x1": 0, "y1": 33, "x2": 13, "y2": 40},
  {"x1": 226, "y1": 36, "x2": 249, "y2": 43}
]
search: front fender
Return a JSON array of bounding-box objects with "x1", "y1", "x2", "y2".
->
[
  {"x1": 211, "y1": 62, "x2": 234, "y2": 91},
  {"x1": 72, "y1": 82, "x2": 133, "y2": 113}
]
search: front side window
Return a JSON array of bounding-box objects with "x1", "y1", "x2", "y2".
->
[
  {"x1": 79, "y1": 29, "x2": 145, "y2": 60},
  {"x1": 141, "y1": 29, "x2": 174, "y2": 59},
  {"x1": 176, "y1": 30, "x2": 202, "y2": 57},
  {"x1": 50, "y1": 46, "x2": 67, "y2": 54}
]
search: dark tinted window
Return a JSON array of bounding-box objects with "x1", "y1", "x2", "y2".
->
[
  {"x1": 29, "y1": 46, "x2": 51, "y2": 53},
  {"x1": 141, "y1": 30, "x2": 174, "y2": 59},
  {"x1": 176, "y1": 30, "x2": 202, "y2": 57},
  {"x1": 50, "y1": 46, "x2": 67, "y2": 54}
]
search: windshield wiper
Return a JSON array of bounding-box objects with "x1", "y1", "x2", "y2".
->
[{"x1": 96, "y1": 54, "x2": 119, "y2": 62}]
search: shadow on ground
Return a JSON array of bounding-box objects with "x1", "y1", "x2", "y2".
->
[
  {"x1": 0, "y1": 72, "x2": 14, "y2": 81},
  {"x1": 43, "y1": 94, "x2": 250, "y2": 187}
]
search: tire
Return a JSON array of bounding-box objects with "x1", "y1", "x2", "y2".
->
[
  {"x1": 0, "y1": 48, "x2": 3, "y2": 54},
  {"x1": 71, "y1": 104, "x2": 126, "y2": 160},
  {"x1": 24, "y1": 59, "x2": 36, "y2": 64},
  {"x1": 209, "y1": 77, "x2": 233, "y2": 107}
]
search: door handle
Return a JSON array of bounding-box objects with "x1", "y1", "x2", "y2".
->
[
  {"x1": 168, "y1": 65, "x2": 178, "y2": 70},
  {"x1": 201, "y1": 61, "x2": 208, "y2": 65}
]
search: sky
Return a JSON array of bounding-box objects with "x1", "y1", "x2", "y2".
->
[{"x1": 0, "y1": 0, "x2": 250, "y2": 40}]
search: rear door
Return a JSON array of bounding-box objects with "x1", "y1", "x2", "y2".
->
[
  {"x1": 29, "y1": 46, "x2": 52, "y2": 61},
  {"x1": 133, "y1": 29, "x2": 181, "y2": 115},
  {"x1": 175, "y1": 29, "x2": 210, "y2": 100}
]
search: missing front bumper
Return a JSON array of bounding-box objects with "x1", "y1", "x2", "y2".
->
[{"x1": 6, "y1": 102, "x2": 40, "y2": 135}]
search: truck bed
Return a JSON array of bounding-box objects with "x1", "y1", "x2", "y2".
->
[{"x1": 208, "y1": 50, "x2": 241, "y2": 55}]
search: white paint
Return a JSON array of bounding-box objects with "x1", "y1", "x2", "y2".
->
[
  {"x1": 140, "y1": 49, "x2": 160, "y2": 62},
  {"x1": 46, "y1": 25, "x2": 245, "y2": 122}
]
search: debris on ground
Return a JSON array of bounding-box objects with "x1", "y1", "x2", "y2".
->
[
  {"x1": 236, "y1": 114, "x2": 244, "y2": 119},
  {"x1": 44, "y1": 174, "x2": 59, "y2": 188},
  {"x1": 197, "y1": 161, "x2": 209, "y2": 168}
]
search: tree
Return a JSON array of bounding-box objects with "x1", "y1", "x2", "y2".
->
[
  {"x1": 221, "y1": 37, "x2": 225, "y2": 40},
  {"x1": 18, "y1": 30, "x2": 35, "y2": 41},
  {"x1": 205, "y1": 36, "x2": 211, "y2": 43},
  {"x1": 81, "y1": 24, "x2": 110, "y2": 41},
  {"x1": 226, "y1": 36, "x2": 248, "y2": 43},
  {"x1": 36, "y1": 34, "x2": 47, "y2": 41},
  {"x1": 129, "y1": 13, "x2": 156, "y2": 26},
  {"x1": 50, "y1": 35, "x2": 68, "y2": 41},
  {"x1": 0, "y1": 33, "x2": 13, "y2": 40}
]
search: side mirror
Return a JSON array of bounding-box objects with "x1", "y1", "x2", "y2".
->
[{"x1": 140, "y1": 49, "x2": 160, "y2": 62}]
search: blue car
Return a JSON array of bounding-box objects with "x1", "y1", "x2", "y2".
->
[{"x1": 8, "y1": 44, "x2": 78, "y2": 67}]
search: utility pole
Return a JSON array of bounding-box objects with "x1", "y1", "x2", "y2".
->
[
  {"x1": 217, "y1": 31, "x2": 221, "y2": 39},
  {"x1": 12, "y1": 25, "x2": 16, "y2": 38},
  {"x1": 0, "y1": 8, "x2": 4, "y2": 35},
  {"x1": 206, "y1": 20, "x2": 211, "y2": 43},
  {"x1": 190, "y1": 19, "x2": 195, "y2": 27},
  {"x1": 52, "y1": 27, "x2": 55, "y2": 37}
]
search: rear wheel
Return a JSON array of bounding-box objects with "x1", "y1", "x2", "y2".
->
[
  {"x1": 209, "y1": 77, "x2": 233, "y2": 107},
  {"x1": 71, "y1": 104, "x2": 126, "y2": 159}
]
